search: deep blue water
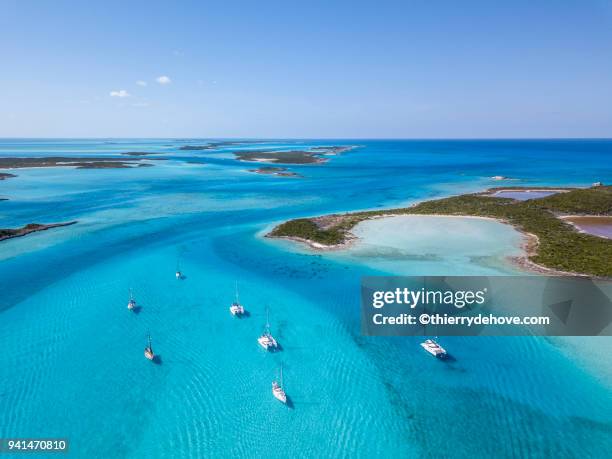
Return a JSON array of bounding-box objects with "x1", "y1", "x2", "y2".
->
[{"x1": 0, "y1": 139, "x2": 611, "y2": 458}]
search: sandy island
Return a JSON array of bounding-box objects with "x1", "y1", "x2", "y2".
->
[
  {"x1": 120, "y1": 151, "x2": 166, "y2": 157},
  {"x1": 248, "y1": 166, "x2": 302, "y2": 178},
  {"x1": 0, "y1": 221, "x2": 77, "y2": 242}
]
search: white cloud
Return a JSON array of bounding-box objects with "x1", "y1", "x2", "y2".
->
[
  {"x1": 110, "y1": 89, "x2": 130, "y2": 98},
  {"x1": 136, "y1": 80, "x2": 147, "y2": 86},
  {"x1": 156, "y1": 75, "x2": 171, "y2": 85}
]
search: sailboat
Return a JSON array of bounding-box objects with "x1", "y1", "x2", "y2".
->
[
  {"x1": 127, "y1": 288, "x2": 137, "y2": 311},
  {"x1": 229, "y1": 281, "x2": 246, "y2": 316},
  {"x1": 144, "y1": 333, "x2": 155, "y2": 361},
  {"x1": 420, "y1": 337, "x2": 447, "y2": 358},
  {"x1": 419, "y1": 304, "x2": 447, "y2": 358},
  {"x1": 175, "y1": 261, "x2": 182, "y2": 280},
  {"x1": 257, "y1": 306, "x2": 278, "y2": 350},
  {"x1": 272, "y1": 364, "x2": 287, "y2": 404}
]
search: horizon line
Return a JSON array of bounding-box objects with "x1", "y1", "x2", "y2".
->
[{"x1": 1, "y1": 136, "x2": 611, "y2": 141}]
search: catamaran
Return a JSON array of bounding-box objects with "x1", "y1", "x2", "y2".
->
[
  {"x1": 420, "y1": 338, "x2": 447, "y2": 358},
  {"x1": 229, "y1": 281, "x2": 246, "y2": 316},
  {"x1": 258, "y1": 307, "x2": 278, "y2": 350},
  {"x1": 127, "y1": 288, "x2": 136, "y2": 311},
  {"x1": 272, "y1": 364, "x2": 287, "y2": 404},
  {"x1": 144, "y1": 333, "x2": 155, "y2": 361}
]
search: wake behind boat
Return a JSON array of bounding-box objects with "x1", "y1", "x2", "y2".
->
[{"x1": 421, "y1": 338, "x2": 447, "y2": 358}]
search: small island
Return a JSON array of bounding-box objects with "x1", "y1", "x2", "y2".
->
[
  {"x1": 309, "y1": 146, "x2": 357, "y2": 155},
  {"x1": 179, "y1": 145, "x2": 215, "y2": 151},
  {"x1": 248, "y1": 166, "x2": 302, "y2": 177},
  {"x1": 179, "y1": 140, "x2": 269, "y2": 150},
  {"x1": 120, "y1": 151, "x2": 164, "y2": 156},
  {"x1": 490, "y1": 175, "x2": 517, "y2": 181},
  {"x1": 0, "y1": 157, "x2": 156, "y2": 169},
  {"x1": 0, "y1": 172, "x2": 16, "y2": 180},
  {"x1": 0, "y1": 221, "x2": 77, "y2": 242},
  {"x1": 480, "y1": 186, "x2": 578, "y2": 194},
  {"x1": 268, "y1": 185, "x2": 612, "y2": 277},
  {"x1": 235, "y1": 145, "x2": 357, "y2": 164}
]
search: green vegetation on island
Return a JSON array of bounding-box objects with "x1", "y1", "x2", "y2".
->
[
  {"x1": 269, "y1": 186, "x2": 612, "y2": 277},
  {"x1": 235, "y1": 146, "x2": 357, "y2": 164},
  {"x1": 235, "y1": 150, "x2": 326, "y2": 164}
]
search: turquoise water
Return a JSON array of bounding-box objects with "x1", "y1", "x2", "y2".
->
[{"x1": 1, "y1": 139, "x2": 611, "y2": 458}]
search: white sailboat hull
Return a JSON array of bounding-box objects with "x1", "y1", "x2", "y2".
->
[
  {"x1": 258, "y1": 335, "x2": 278, "y2": 350},
  {"x1": 272, "y1": 383, "x2": 287, "y2": 403},
  {"x1": 420, "y1": 340, "x2": 447, "y2": 358}
]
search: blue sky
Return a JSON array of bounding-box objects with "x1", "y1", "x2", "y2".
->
[{"x1": 1, "y1": 0, "x2": 611, "y2": 138}]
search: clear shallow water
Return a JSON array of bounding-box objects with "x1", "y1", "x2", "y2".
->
[
  {"x1": 493, "y1": 190, "x2": 560, "y2": 200},
  {"x1": 1, "y1": 139, "x2": 611, "y2": 458},
  {"x1": 336, "y1": 215, "x2": 524, "y2": 275}
]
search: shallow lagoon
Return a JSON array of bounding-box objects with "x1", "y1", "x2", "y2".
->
[
  {"x1": 1, "y1": 139, "x2": 611, "y2": 458},
  {"x1": 337, "y1": 215, "x2": 524, "y2": 275}
]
